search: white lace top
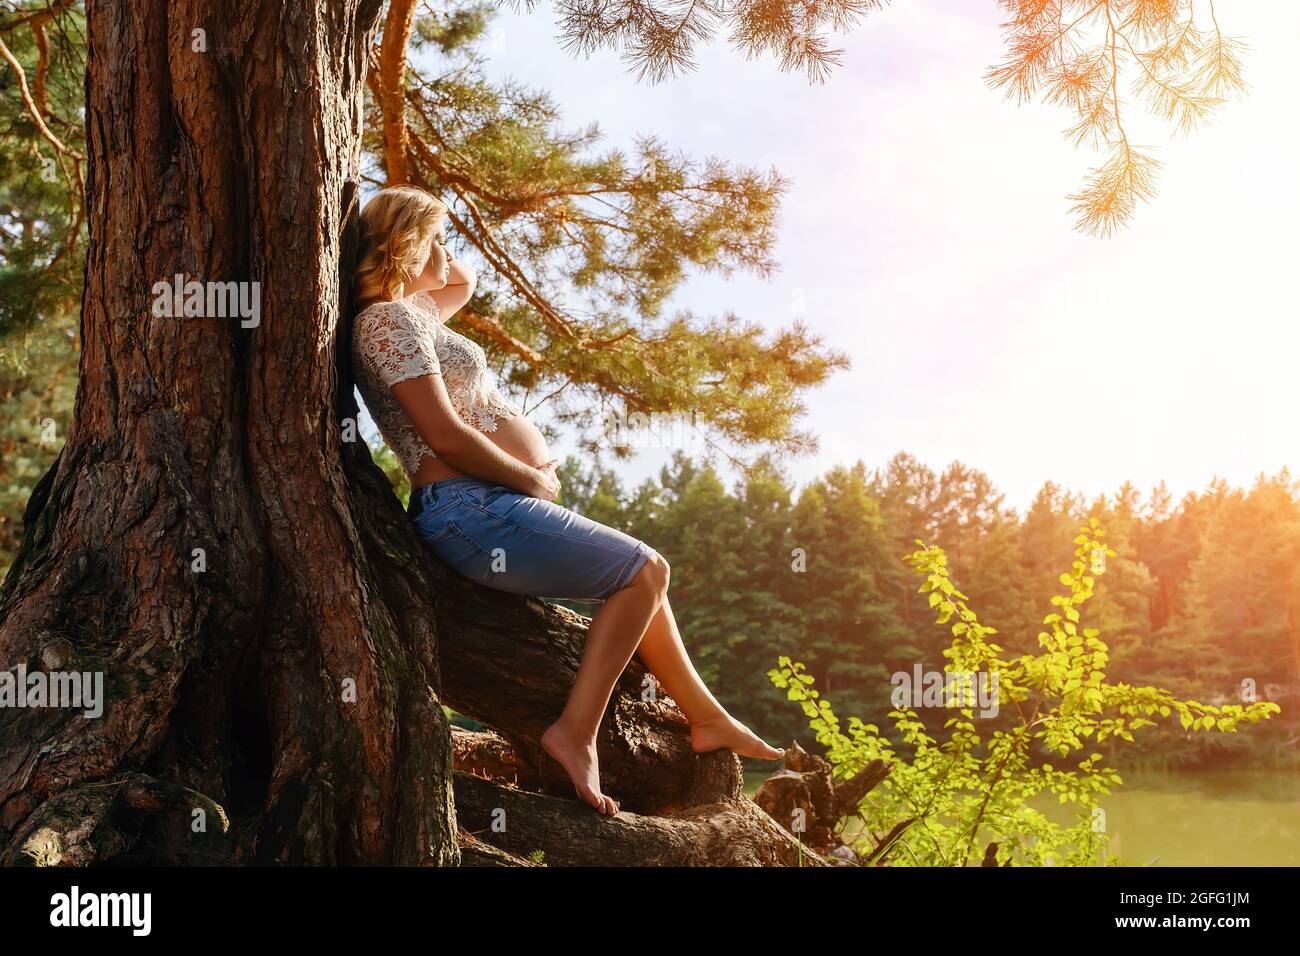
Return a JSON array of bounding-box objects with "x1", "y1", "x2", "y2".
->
[{"x1": 352, "y1": 291, "x2": 522, "y2": 477}]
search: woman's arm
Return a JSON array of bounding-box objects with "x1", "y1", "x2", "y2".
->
[
  {"x1": 390, "y1": 372, "x2": 558, "y2": 500},
  {"x1": 423, "y1": 257, "x2": 476, "y2": 323}
]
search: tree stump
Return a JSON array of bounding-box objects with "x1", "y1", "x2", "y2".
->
[{"x1": 752, "y1": 740, "x2": 890, "y2": 864}]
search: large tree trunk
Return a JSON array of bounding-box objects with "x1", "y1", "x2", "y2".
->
[
  {"x1": 0, "y1": 0, "x2": 806, "y2": 867},
  {"x1": 0, "y1": 0, "x2": 458, "y2": 866}
]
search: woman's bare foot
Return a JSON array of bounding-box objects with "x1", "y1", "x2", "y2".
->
[
  {"x1": 690, "y1": 714, "x2": 785, "y2": 760},
  {"x1": 541, "y1": 721, "x2": 620, "y2": 815}
]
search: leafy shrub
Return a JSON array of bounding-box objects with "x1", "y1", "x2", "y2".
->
[{"x1": 770, "y1": 519, "x2": 1282, "y2": 866}]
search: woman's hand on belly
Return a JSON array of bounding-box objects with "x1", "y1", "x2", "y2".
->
[
  {"x1": 410, "y1": 412, "x2": 556, "y2": 497},
  {"x1": 533, "y1": 460, "x2": 561, "y2": 501}
]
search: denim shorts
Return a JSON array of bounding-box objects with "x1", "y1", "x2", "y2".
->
[{"x1": 408, "y1": 477, "x2": 655, "y2": 601}]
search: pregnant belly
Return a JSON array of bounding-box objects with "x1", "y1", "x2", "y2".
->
[
  {"x1": 414, "y1": 411, "x2": 552, "y2": 486},
  {"x1": 483, "y1": 413, "x2": 551, "y2": 467}
]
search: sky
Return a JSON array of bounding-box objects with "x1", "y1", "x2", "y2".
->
[{"x1": 429, "y1": 0, "x2": 1300, "y2": 513}]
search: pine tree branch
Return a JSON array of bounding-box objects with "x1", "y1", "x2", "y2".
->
[
  {"x1": 405, "y1": 127, "x2": 584, "y2": 344},
  {"x1": 455, "y1": 309, "x2": 544, "y2": 365},
  {"x1": 0, "y1": 33, "x2": 84, "y2": 161},
  {"x1": 377, "y1": 0, "x2": 418, "y2": 184}
]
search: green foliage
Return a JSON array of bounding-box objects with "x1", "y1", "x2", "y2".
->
[
  {"x1": 0, "y1": 320, "x2": 76, "y2": 580},
  {"x1": 768, "y1": 520, "x2": 1282, "y2": 866},
  {"x1": 369, "y1": 438, "x2": 410, "y2": 508},
  {"x1": 0, "y1": 2, "x2": 87, "y2": 337},
  {"x1": 0, "y1": 2, "x2": 86, "y2": 581}
]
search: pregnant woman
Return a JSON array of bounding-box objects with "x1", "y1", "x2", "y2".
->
[{"x1": 351, "y1": 186, "x2": 783, "y2": 815}]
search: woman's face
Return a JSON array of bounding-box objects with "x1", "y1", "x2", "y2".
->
[{"x1": 412, "y1": 226, "x2": 450, "y2": 291}]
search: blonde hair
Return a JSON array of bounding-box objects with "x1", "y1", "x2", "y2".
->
[{"x1": 353, "y1": 185, "x2": 449, "y2": 306}]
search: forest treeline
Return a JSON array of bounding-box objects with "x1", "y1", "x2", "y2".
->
[{"x1": 538, "y1": 450, "x2": 1298, "y2": 770}]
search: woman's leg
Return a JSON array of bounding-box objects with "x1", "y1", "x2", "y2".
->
[
  {"x1": 632, "y1": 596, "x2": 785, "y2": 760},
  {"x1": 541, "y1": 554, "x2": 785, "y2": 816},
  {"x1": 540, "y1": 553, "x2": 670, "y2": 816}
]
